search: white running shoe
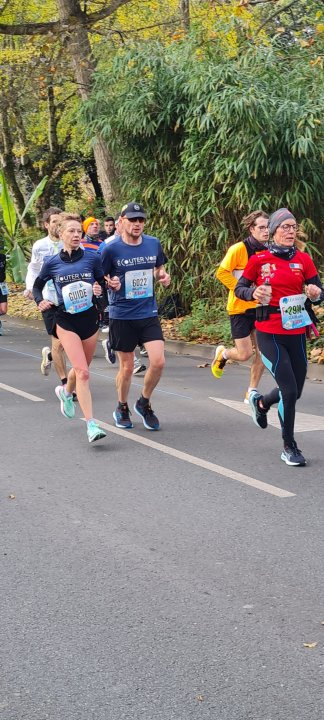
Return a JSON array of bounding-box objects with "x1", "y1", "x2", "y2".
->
[{"x1": 41, "y1": 346, "x2": 51, "y2": 375}]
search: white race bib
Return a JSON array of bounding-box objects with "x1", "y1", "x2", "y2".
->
[
  {"x1": 279, "y1": 293, "x2": 312, "y2": 330},
  {"x1": 42, "y1": 280, "x2": 58, "y2": 306},
  {"x1": 124, "y1": 269, "x2": 153, "y2": 300},
  {"x1": 62, "y1": 281, "x2": 93, "y2": 314},
  {"x1": 0, "y1": 282, "x2": 8, "y2": 296}
]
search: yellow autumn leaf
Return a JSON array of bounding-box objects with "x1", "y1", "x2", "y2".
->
[
  {"x1": 303, "y1": 642, "x2": 318, "y2": 648},
  {"x1": 315, "y1": 23, "x2": 324, "y2": 33}
]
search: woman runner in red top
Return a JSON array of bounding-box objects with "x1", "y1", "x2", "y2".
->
[{"x1": 235, "y1": 208, "x2": 323, "y2": 467}]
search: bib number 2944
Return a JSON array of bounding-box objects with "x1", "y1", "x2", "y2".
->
[{"x1": 279, "y1": 293, "x2": 311, "y2": 330}]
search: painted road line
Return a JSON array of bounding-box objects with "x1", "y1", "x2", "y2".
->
[
  {"x1": 209, "y1": 397, "x2": 324, "y2": 433},
  {"x1": 0, "y1": 383, "x2": 44, "y2": 402},
  {"x1": 88, "y1": 420, "x2": 295, "y2": 499},
  {"x1": 0, "y1": 346, "x2": 192, "y2": 400}
]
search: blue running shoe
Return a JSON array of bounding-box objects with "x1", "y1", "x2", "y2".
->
[
  {"x1": 134, "y1": 399, "x2": 159, "y2": 430},
  {"x1": 248, "y1": 390, "x2": 268, "y2": 429},
  {"x1": 281, "y1": 442, "x2": 306, "y2": 466},
  {"x1": 113, "y1": 403, "x2": 133, "y2": 429}
]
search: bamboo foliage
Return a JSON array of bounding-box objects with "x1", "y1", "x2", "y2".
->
[{"x1": 84, "y1": 28, "x2": 324, "y2": 306}]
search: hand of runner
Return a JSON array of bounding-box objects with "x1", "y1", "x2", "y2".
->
[
  {"x1": 23, "y1": 289, "x2": 33, "y2": 300},
  {"x1": 305, "y1": 284, "x2": 321, "y2": 301},
  {"x1": 37, "y1": 299, "x2": 54, "y2": 312},
  {"x1": 93, "y1": 281, "x2": 103, "y2": 297},
  {"x1": 157, "y1": 270, "x2": 171, "y2": 288},
  {"x1": 105, "y1": 275, "x2": 121, "y2": 291},
  {"x1": 253, "y1": 284, "x2": 272, "y2": 304}
]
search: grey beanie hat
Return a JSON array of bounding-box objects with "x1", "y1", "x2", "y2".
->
[{"x1": 269, "y1": 208, "x2": 296, "y2": 236}]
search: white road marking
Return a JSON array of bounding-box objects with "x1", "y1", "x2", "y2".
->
[
  {"x1": 209, "y1": 397, "x2": 324, "y2": 433},
  {"x1": 89, "y1": 420, "x2": 295, "y2": 499},
  {"x1": 0, "y1": 383, "x2": 44, "y2": 402}
]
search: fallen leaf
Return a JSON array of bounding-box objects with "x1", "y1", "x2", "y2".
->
[
  {"x1": 8, "y1": 494, "x2": 16, "y2": 500},
  {"x1": 197, "y1": 363, "x2": 209, "y2": 368},
  {"x1": 196, "y1": 694, "x2": 204, "y2": 701},
  {"x1": 303, "y1": 642, "x2": 318, "y2": 648}
]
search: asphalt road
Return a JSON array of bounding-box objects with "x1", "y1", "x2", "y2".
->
[{"x1": 1, "y1": 316, "x2": 323, "y2": 720}]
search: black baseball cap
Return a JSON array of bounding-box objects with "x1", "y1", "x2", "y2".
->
[{"x1": 120, "y1": 202, "x2": 146, "y2": 219}]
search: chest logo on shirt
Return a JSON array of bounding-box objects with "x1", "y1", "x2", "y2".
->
[
  {"x1": 260, "y1": 263, "x2": 276, "y2": 280},
  {"x1": 289, "y1": 263, "x2": 303, "y2": 273},
  {"x1": 56, "y1": 272, "x2": 92, "y2": 283},
  {"x1": 117, "y1": 256, "x2": 156, "y2": 268}
]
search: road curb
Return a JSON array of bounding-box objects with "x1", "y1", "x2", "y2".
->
[{"x1": 6, "y1": 313, "x2": 324, "y2": 382}]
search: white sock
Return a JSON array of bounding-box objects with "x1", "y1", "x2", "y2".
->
[{"x1": 222, "y1": 350, "x2": 228, "y2": 360}]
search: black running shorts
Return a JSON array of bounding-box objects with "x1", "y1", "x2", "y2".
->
[
  {"x1": 109, "y1": 316, "x2": 164, "y2": 352},
  {"x1": 230, "y1": 309, "x2": 257, "y2": 340},
  {"x1": 54, "y1": 305, "x2": 99, "y2": 341},
  {"x1": 42, "y1": 307, "x2": 57, "y2": 335}
]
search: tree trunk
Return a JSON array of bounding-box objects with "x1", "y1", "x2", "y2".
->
[
  {"x1": 56, "y1": 0, "x2": 117, "y2": 204},
  {"x1": 179, "y1": 0, "x2": 190, "y2": 31},
  {"x1": 0, "y1": 106, "x2": 29, "y2": 220},
  {"x1": 84, "y1": 154, "x2": 103, "y2": 199}
]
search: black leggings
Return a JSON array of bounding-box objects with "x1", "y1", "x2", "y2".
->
[{"x1": 256, "y1": 331, "x2": 307, "y2": 446}]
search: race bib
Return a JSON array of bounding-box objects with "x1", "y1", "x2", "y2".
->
[
  {"x1": 0, "y1": 282, "x2": 8, "y2": 296},
  {"x1": 125, "y1": 269, "x2": 153, "y2": 300},
  {"x1": 42, "y1": 279, "x2": 58, "y2": 306},
  {"x1": 279, "y1": 293, "x2": 312, "y2": 330},
  {"x1": 62, "y1": 281, "x2": 93, "y2": 314}
]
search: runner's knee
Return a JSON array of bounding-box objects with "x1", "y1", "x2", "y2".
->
[
  {"x1": 75, "y1": 367, "x2": 90, "y2": 383},
  {"x1": 149, "y1": 355, "x2": 165, "y2": 372},
  {"x1": 120, "y1": 361, "x2": 134, "y2": 379}
]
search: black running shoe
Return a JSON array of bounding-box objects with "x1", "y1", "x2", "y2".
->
[
  {"x1": 102, "y1": 338, "x2": 116, "y2": 365},
  {"x1": 134, "y1": 399, "x2": 160, "y2": 430},
  {"x1": 249, "y1": 390, "x2": 268, "y2": 429},
  {"x1": 133, "y1": 361, "x2": 146, "y2": 375},
  {"x1": 113, "y1": 403, "x2": 133, "y2": 429},
  {"x1": 281, "y1": 442, "x2": 306, "y2": 466}
]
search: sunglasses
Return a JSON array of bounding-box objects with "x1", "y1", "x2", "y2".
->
[{"x1": 127, "y1": 217, "x2": 145, "y2": 223}]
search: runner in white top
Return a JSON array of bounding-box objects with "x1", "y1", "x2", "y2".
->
[{"x1": 24, "y1": 207, "x2": 69, "y2": 386}]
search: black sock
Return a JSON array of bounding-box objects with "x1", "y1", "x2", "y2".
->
[
  {"x1": 118, "y1": 401, "x2": 128, "y2": 409},
  {"x1": 139, "y1": 394, "x2": 149, "y2": 405},
  {"x1": 61, "y1": 377, "x2": 68, "y2": 385},
  {"x1": 48, "y1": 351, "x2": 52, "y2": 362}
]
